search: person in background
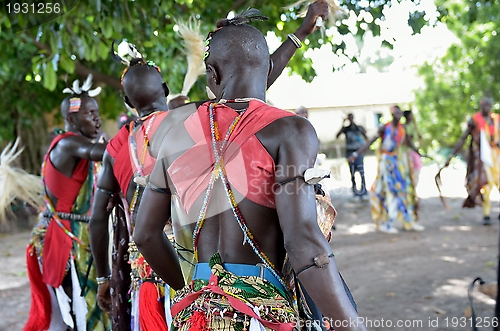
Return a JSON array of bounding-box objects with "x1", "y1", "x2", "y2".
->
[
  {"x1": 442, "y1": 96, "x2": 500, "y2": 225},
  {"x1": 349, "y1": 105, "x2": 423, "y2": 234},
  {"x1": 337, "y1": 113, "x2": 368, "y2": 200},
  {"x1": 25, "y1": 75, "x2": 110, "y2": 331},
  {"x1": 403, "y1": 109, "x2": 423, "y2": 186}
]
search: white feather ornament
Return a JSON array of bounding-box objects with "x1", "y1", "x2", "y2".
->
[
  {"x1": 0, "y1": 138, "x2": 44, "y2": 225},
  {"x1": 88, "y1": 86, "x2": 102, "y2": 97},
  {"x1": 72, "y1": 79, "x2": 82, "y2": 94},
  {"x1": 81, "y1": 74, "x2": 93, "y2": 92}
]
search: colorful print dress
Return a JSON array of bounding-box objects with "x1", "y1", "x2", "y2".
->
[{"x1": 370, "y1": 123, "x2": 418, "y2": 231}]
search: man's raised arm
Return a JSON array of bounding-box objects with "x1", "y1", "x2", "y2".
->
[{"x1": 268, "y1": 0, "x2": 329, "y2": 87}]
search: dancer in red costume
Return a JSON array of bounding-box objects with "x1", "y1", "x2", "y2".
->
[
  {"x1": 441, "y1": 96, "x2": 500, "y2": 225},
  {"x1": 89, "y1": 50, "x2": 178, "y2": 331},
  {"x1": 25, "y1": 75, "x2": 110, "y2": 331},
  {"x1": 135, "y1": 8, "x2": 366, "y2": 331},
  {"x1": 90, "y1": 2, "x2": 330, "y2": 330}
]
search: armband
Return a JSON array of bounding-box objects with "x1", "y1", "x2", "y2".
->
[
  {"x1": 296, "y1": 253, "x2": 334, "y2": 277},
  {"x1": 275, "y1": 168, "x2": 330, "y2": 187},
  {"x1": 303, "y1": 168, "x2": 330, "y2": 185}
]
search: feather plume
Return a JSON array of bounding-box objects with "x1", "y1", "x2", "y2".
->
[
  {"x1": 230, "y1": 8, "x2": 268, "y2": 25},
  {"x1": 81, "y1": 74, "x2": 93, "y2": 92},
  {"x1": 175, "y1": 17, "x2": 206, "y2": 96},
  {"x1": 127, "y1": 43, "x2": 142, "y2": 59},
  {"x1": 110, "y1": 41, "x2": 130, "y2": 65},
  {"x1": 284, "y1": 0, "x2": 346, "y2": 25},
  {"x1": 0, "y1": 138, "x2": 44, "y2": 225},
  {"x1": 62, "y1": 74, "x2": 101, "y2": 97},
  {"x1": 88, "y1": 86, "x2": 102, "y2": 97},
  {"x1": 217, "y1": 8, "x2": 268, "y2": 28},
  {"x1": 72, "y1": 79, "x2": 82, "y2": 94}
]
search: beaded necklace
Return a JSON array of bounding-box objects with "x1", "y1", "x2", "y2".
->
[
  {"x1": 128, "y1": 111, "x2": 160, "y2": 214},
  {"x1": 40, "y1": 146, "x2": 89, "y2": 251},
  {"x1": 192, "y1": 101, "x2": 295, "y2": 300}
]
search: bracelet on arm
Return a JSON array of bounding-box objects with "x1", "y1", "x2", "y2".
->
[
  {"x1": 287, "y1": 33, "x2": 302, "y2": 48},
  {"x1": 96, "y1": 275, "x2": 111, "y2": 285},
  {"x1": 352, "y1": 152, "x2": 358, "y2": 158},
  {"x1": 296, "y1": 253, "x2": 334, "y2": 277}
]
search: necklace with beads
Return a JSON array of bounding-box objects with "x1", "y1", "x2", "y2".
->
[
  {"x1": 128, "y1": 111, "x2": 160, "y2": 214},
  {"x1": 192, "y1": 101, "x2": 295, "y2": 301}
]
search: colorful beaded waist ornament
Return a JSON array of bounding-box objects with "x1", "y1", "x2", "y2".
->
[{"x1": 171, "y1": 253, "x2": 296, "y2": 331}]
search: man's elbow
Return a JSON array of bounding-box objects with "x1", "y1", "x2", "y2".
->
[
  {"x1": 134, "y1": 226, "x2": 150, "y2": 250},
  {"x1": 88, "y1": 216, "x2": 103, "y2": 235}
]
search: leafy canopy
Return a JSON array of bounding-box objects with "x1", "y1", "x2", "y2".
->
[{"x1": 414, "y1": 0, "x2": 500, "y2": 151}]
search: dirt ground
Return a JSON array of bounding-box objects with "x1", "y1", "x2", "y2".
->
[{"x1": 0, "y1": 157, "x2": 499, "y2": 331}]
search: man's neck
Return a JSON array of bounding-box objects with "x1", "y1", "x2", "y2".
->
[
  {"x1": 136, "y1": 101, "x2": 168, "y2": 118},
  {"x1": 481, "y1": 110, "x2": 491, "y2": 118},
  {"x1": 65, "y1": 125, "x2": 79, "y2": 134}
]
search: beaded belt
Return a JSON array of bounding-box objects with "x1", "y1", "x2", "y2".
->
[{"x1": 42, "y1": 210, "x2": 90, "y2": 223}]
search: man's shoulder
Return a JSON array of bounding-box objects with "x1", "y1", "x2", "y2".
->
[
  {"x1": 107, "y1": 125, "x2": 129, "y2": 156},
  {"x1": 51, "y1": 131, "x2": 83, "y2": 149},
  {"x1": 263, "y1": 113, "x2": 316, "y2": 140}
]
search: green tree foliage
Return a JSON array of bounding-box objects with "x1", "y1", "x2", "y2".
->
[
  {"x1": 0, "y1": 0, "x2": 432, "y2": 171},
  {"x1": 415, "y1": 0, "x2": 500, "y2": 152}
]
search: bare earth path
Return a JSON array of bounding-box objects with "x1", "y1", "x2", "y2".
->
[{"x1": 0, "y1": 157, "x2": 499, "y2": 331}]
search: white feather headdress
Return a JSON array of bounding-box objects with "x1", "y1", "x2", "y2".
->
[
  {"x1": 167, "y1": 17, "x2": 206, "y2": 103},
  {"x1": 0, "y1": 138, "x2": 44, "y2": 225},
  {"x1": 62, "y1": 74, "x2": 102, "y2": 97},
  {"x1": 110, "y1": 41, "x2": 143, "y2": 67}
]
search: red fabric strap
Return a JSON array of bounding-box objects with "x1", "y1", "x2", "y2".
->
[
  {"x1": 107, "y1": 126, "x2": 134, "y2": 195},
  {"x1": 169, "y1": 100, "x2": 294, "y2": 212}
]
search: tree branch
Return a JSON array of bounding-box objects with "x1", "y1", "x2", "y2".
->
[
  {"x1": 26, "y1": 31, "x2": 122, "y2": 90},
  {"x1": 230, "y1": 0, "x2": 248, "y2": 11},
  {"x1": 74, "y1": 61, "x2": 122, "y2": 90}
]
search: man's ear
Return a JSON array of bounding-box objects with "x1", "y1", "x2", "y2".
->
[
  {"x1": 162, "y1": 83, "x2": 170, "y2": 97},
  {"x1": 268, "y1": 58, "x2": 274, "y2": 77},
  {"x1": 206, "y1": 63, "x2": 220, "y2": 86},
  {"x1": 65, "y1": 112, "x2": 77, "y2": 126},
  {"x1": 124, "y1": 95, "x2": 135, "y2": 109}
]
